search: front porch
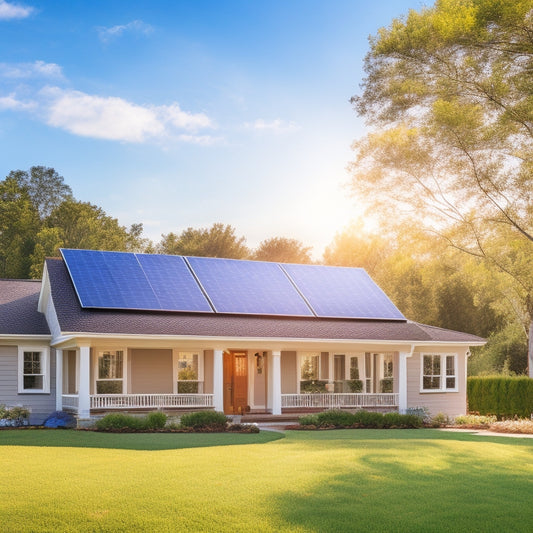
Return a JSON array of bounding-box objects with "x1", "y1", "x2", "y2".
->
[{"x1": 55, "y1": 345, "x2": 408, "y2": 419}]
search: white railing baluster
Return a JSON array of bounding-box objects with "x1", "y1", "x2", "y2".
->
[
  {"x1": 89, "y1": 393, "x2": 214, "y2": 410},
  {"x1": 281, "y1": 393, "x2": 399, "y2": 409}
]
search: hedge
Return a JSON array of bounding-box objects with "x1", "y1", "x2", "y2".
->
[{"x1": 467, "y1": 376, "x2": 533, "y2": 418}]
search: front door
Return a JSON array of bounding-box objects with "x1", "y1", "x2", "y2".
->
[{"x1": 223, "y1": 351, "x2": 248, "y2": 414}]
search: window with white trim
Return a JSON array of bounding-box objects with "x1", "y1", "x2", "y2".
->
[
  {"x1": 421, "y1": 354, "x2": 457, "y2": 392},
  {"x1": 18, "y1": 347, "x2": 50, "y2": 393},
  {"x1": 96, "y1": 350, "x2": 124, "y2": 394},
  {"x1": 300, "y1": 353, "x2": 324, "y2": 393},
  {"x1": 176, "y1": 352, "x2": 202, "y2": 393}
]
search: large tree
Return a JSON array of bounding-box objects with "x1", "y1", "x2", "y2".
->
[
  {"x1": 157, "y1": 223, "x2": 249, "y2": 259},
  {"x1": 253, "y1": 237, "x2": 312, "y2": 264},
  {"x1": 350, "y1": 0, "x2": 533, "y2": 374}
]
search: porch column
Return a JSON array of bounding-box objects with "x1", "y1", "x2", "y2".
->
[
  {"x1": 270, "y1": 350, "x2": 282, "y2": 415},
  {"x1": 213, "y1": 349, "x2": 224, "y2": 412},
  {"x1": 78, "y1": 345, "x2": 91, "y2": 419},
  {"x1": 398, "y1": 349, "x2": 414, "y2": 414},
  {"x1": 55, "y1": 349, "x2": 63, "y2": 411}
]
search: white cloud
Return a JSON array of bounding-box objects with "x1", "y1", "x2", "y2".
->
[
  {"x1": 0, "y1": 0, "x2": 33, "y2": 20},
  {"x1": 0, "y1": 93, "x2": 35, "y2": 110},
  {"x1": 97, "y1": 20, "x2": 154, "y2": 44},
  {"x1": 245, "y1": 118, "x2": 299, "y2": 133},
  {"x1": 0, "y1": 60, "x2": 64, "y2": 79},
  {"x1": 40, "y1": 87, "x2": 213, "y2": 143}
]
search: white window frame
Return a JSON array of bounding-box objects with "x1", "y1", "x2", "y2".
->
[
  {"x1": 18, "y1": 346, "x2": 50, "y2": 394},
  {"x1": 298, "y1": 352, "x2": 321, "y2": 393},
  {"x1": 172, "y1": 350, "x2": 204, "y2": 394},
  {"x1": 420, "y1": 353, "x2": 458, "y2": 393},
  {"x1": 94, "y1": 349, "x2": 126, "y2": 395}
]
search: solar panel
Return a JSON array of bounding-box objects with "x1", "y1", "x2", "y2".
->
[
  {"x1": 60, "y1": 249, "x2": 159, "y2": 310},
  {"x1": 281, "y1": 263, "x2": 405, "y2": 320},
  {"x1": 185, "y1": 256, "x2": 315, "y2": 316},
  {"x1": 136, "y1": 254, "x2": 213, "y2": 312}
]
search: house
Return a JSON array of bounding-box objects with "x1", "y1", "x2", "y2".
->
[{"x1": 0, "y1": 249, "x2": 485, "y2": 424}]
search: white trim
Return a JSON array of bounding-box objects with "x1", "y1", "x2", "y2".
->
[
  {"x1": 420, "y1": 353, "x2": 458, "y2": 393},
  {"x1": 93, "y1": 348, "x2": 127, "y2": 394},
  {"x1": 17, "y1": 345, "x2": 50, "y2": 394},
  {"x1": 297, "y1": 351, "x2": 321, "y2": 393}
]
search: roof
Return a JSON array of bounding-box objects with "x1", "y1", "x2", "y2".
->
[
  {"x1": 0, "y1": 279, "x2": 50, "y2": 336},
  {"x1": 45, "y1": 257, "x2": 485, "y2": 345}
]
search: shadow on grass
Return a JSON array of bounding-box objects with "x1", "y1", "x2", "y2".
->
[
  {"x1": 270, "y1": 429, "x2": 533, "y2": 532},
  {"x1": 0, "y1": 428, "x2": 284, "y2": 450}
]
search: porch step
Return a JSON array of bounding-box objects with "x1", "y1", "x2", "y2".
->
[{"x1": 240, "y1": 414, "x2": 301, "y2": 423}]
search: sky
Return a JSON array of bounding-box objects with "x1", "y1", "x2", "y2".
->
[{"x1": 0, "y1": 0, "x2": 427, "y2": 258}]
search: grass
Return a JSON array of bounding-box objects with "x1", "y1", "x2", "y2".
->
[{"x1": 1, "y1": 428, "x2": 532, "y2": 532}]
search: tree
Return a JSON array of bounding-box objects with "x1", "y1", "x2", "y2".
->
[
  {"x1": 157, "y1": 223, "x2": 249, "y2": 259},
  {"x1": 29, "y1": 200, "x2": 146, "y2": 276},
  {"x1": 252, "y1": 237, "x2": 312, "y2": 263},
  {"x1": 350, "y1": 0, "x2": 533, "y2": 374},
  {"x1": 9, "y1": 166, "x2": 73, "y2": 220},
  {"x1": 0, "y1": 177, "x2": 40, "y2": 278}
]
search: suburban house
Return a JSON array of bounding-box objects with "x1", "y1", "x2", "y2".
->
[{"x1": 0, "y1": 248, "x2": 485, "y2": 424}]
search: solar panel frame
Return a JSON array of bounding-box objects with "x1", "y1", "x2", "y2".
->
[
  {"x1": 185, "y1": 256, "x2": 315, "y2": 317},
  {"x1": 281, "y1": 263, "x2": 406, "y2": 320}
]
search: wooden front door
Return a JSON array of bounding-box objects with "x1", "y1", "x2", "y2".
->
[{"x1": 223, "y1": 351, "x2": 248, "y2": 415}]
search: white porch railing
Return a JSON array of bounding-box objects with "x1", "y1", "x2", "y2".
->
[
  {"x1": 62, "y1": 394, "x2": 79, "y2": 411},
  {"x1": 90, "y1": 393, "x2": 214, "y2": 410},
  {"x1": 281, "y1": 393, "x2": 399, "y2": 409}
]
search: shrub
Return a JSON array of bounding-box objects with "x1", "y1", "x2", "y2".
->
[
  {"x1": 315, "y1": 409, "x2": 355, "y2": 427},
  {"x1": 95, "y1": 413, "x2": 147, "y2": 431},
  {"x1": 299, "y1": 380, "x2": 327, "y2": 393},
  {"x1": 179, "y1": 410, "x2": 228, "y2": 430},
  {"x1": 298, "y1": 414, "x2": 319, "y2": 426},
  {"x1": 429, "y1": 412, "x2": 450, "y2": 428},
  {"x1": 454, "y1": 414, "x2": 497, "y2": 427},
  {"x1": 348, "y1": 380, "x2": 363, "y2": 393},
  {"x1": 352, "y1": 410, "x2": 384, "y2": 428},
  {"x1": 146, "y1": 411, "x2": 167, "y2": 429},
  {"x1": 405, "y1": 406, "x2": 431, "y2": 424},
  {"x1": 468, "y1": 376, "x2": 533, "y2": 418}
]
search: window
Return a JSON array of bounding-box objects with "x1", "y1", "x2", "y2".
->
[
  {"x1": 18, "y1": 347, "x2": 49, "y2": 393},
  {"x1": 176, "y1": 352, "x2": 201, "y2": 393},
  {"x1": 421, "y1": 354, "x2": 457, "y2": 392},
  {"x1": 96, "y1": 350, "x2": 123, "y2": 394},
  {"x1": 300, "y1": 353, "x2": 324, "y2": 393},
  {"x1": 380, "y1": 353, "x2": 394, "y2": 393}
]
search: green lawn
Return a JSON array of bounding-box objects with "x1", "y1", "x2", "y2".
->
[{"x1": 1, "y1": 429, "x2": 532, "y2": 532}]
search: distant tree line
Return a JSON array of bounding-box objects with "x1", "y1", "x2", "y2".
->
[{"x1": 0, "y1": 165, "x2": 527, "y2": 375}]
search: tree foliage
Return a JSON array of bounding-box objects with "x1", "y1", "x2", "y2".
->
[
  {"x1": 157, "y1": 223, "x2": 249, "y2": 258},
  {"x1": 351, "y1": 0, "x2": 533, "y2": 373},
  {"x1": 252, "y1": 237, "x2": 312, "y2": 263}
]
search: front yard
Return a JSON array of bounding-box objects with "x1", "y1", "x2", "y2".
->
[{"x1": 1, "y1": 429, "x2": 532, "y2": 532}]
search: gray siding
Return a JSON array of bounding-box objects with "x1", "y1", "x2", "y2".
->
[
  {"x1": 407, "y1": 350, "x2": 467, "y2": 417},
  {"x1": 0, "y1": 344, "x2": 56, "y2": 425}
]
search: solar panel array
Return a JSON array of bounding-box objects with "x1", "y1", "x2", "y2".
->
[{"x1": 60, "y1": 249, "x2": 406, "y2": 320}]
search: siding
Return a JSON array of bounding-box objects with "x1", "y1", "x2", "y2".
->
[
  {"x1": 281, "y1": 351, "x2": 297, "y2": 394},
  {"x1": 203, "y1": 350, "x2": 213, "y2": 394},
  {"x1": 0, "y1": 344, "x2": 56, "y2": 424},
  {"x1": 407, "y1": 350, "x2": 467, "y2": 417},
  {"x1": 130, "y1": 349, "x2": 173, "y2": 394}
]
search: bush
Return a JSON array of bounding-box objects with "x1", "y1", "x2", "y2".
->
[
  {"x1": 348, "y1": 380, "x2": 363, "y2": 393},
  {"x1": 315, "y1": 409, "x2": 355, "y2": 427},
  {"x1": 298, "y1": 410, "x2": 422, "y2": 429},
  {"x1": 298, "y1": 414, "x2": 319, "y2": 426},
  {"x1": 179, "y1": 410, "x2": 228, "y2": 430},
  {"x1": 95, "y1": 413, "x2": 147, "y2": 431},
  {"x1": 146, "y1": 411, "x2": 167, "y2": 429},
  {"x1": 468, "y1": 376, "x2": 533, "y2": 418},
  {"x1": 454, "y1": 414, "x2": 497, "y2": 427},
  {"x1": 428, "y1": 412, "x2": 450, "y2": 428}
]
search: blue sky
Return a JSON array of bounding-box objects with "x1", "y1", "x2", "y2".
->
[{"x1": 0, "y1": 0, "x2": 425, "y2": 257}]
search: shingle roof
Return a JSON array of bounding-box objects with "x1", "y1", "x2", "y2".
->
[
  {"x1": 0, "y1": 279, "x2": 50, "y2": 336},
  {"x1": 46, "y1": 257, "x2": 485, "y2": 345}
]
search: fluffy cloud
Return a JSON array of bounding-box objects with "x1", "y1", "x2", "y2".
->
[
  {"x1": 0, "y1": 0, "x2": 34, "y2": 20},
  {"x1": 0, "y1": 93, "x2": 35, "y2": 110},
  {"x1": 245, "y1": 118, "x2": 299, "y2": 133},
  {"x1": 0, "y1": 60, "x2": 63, "y2": 79},
  {"x1": 40, "y1": 87, "x2": 213, "y2": 143},
  {"x1": 97, "y1": 20, "x2": 154, "y2": 44}
]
